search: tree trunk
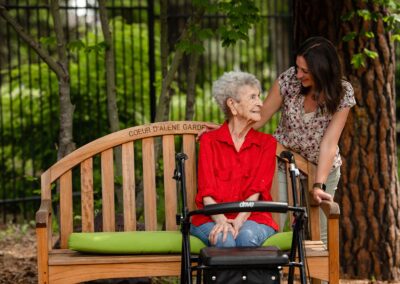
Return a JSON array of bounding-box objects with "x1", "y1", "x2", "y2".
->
[
  {"x1": 185, "y1": 50, "x2": 199, "y2": 121},
  {"x1": 98, "y1": 0, "x2": 119, "y2": 133},
  {"x1": 50, "y1": 0, "x2": 75, "y2": 160},
  {"x1": 154, "y1": 7, "x2": 205, "y2": 123},
  {"x1": 293, "y1": 0, "x2": 400, "y2": 280},
  {"x1": 98, "y1": 0, "x2": 123, "y2": 209}
]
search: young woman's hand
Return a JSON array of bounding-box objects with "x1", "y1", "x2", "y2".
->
[
  {"x1": 196, "y1": 123, "x2": 220, "y2": 141},
  {"x1": 311, "y1": 188, "x2": 333, "y2": 204}
]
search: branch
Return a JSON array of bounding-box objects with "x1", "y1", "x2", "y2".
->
[
  {"x1": 0, "y1": 2, "x2": 65, "y2": 78},
  {"x1": 154, "y1": 7, "x2": 206, "y2": 122},
  {"x1": 98, "y1": 0, "x2": 119, "y2": 132},
  {"x1": 49, "y1": 0, "x2": 69, "y2": 80}
]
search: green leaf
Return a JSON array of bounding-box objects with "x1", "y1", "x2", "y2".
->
[
  {"x1": 176, "y1": 40, "x2": 205, "y2": 54},
  {"x1": 357, "y1": 9, "x2": 372, "y2": 21},
  {"x1": 39, "y1": 36, "x2": 56, "y2": 46},
  {"x1": 363, "y1": 48, "x2": 378, "y2": 59},
  {"x1": 192, "y1": 0, "x2": 209, "y2": 9},
  {"x1": 341, "y1": 11, "x2": 355, "y2": 21},
  {"x1": 84, "y1": 41, "x2": 107, "y2": 54},
  {"x1": 197, "y1": 28, "x2": 214, "y2": 41},
  {"x1": 343, "y1": 32, "x2": 357, "y2": 42},
  {"x1": 24, "y1": 175, "x2": 38, "y2": 182},
  {"x1": 361, "y1": 30, "x2": 375, "y2": 39},
  {"x1": 67, "y1": 39, "x2": 85, "y2": 52},
  {"x1": 351, "y1": 53, "x2": 366, "y2": 68},
  {"x1": 371, "y1": 11, "x2": 380, "y2": 21},
  {"x1": 392, "y1": 34, "x2": 400, "y2": 41}
]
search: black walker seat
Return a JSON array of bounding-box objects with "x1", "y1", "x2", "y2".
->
[
  {"x1": 174, "y1": 151, "x2": 308, "y2": 284},
  {"x1": 200, "y1": 246, "x2": 289, "y2": 267}
]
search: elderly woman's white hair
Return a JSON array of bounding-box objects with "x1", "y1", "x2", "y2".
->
[{"x1": 212, "y1": 71, "x2": 262, "y2": 118}]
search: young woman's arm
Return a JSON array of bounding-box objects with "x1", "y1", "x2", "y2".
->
[
  {"x1": 252, "y1": 79, "x2": 283, "y2": 130},
  {"x1": 312, "y1": 107, "x2": 351, "y2": 203}
]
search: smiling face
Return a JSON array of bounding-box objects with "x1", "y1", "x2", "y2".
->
[
  {"x1": 296, "y1": 55, "x2": 315, "y2": 89},
  {"x1": 229, "y1": 85, "x2": 262, "y2": 122}
]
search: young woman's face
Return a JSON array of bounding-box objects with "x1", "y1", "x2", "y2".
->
[
  {"x1": 296, "y1": 56, "x2": 315, "y2": 89},
  {"x1": 232, "y1": 85, "x2": 262, "y2": 122}
]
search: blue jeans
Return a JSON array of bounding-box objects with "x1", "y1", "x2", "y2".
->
[{"x1": 190, "y1": 220, "x2": 276, "y2": 247}]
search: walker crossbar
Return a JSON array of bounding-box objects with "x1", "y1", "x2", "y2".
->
[{"x1": 188, "y1": 201, "x2": 306, "y2": 217}]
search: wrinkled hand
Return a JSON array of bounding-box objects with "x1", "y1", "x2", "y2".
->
[
  {"x1": 209, "y1": 221, "x2": 235, "y2": 245},
  {"x1": 311, "y1": 188, "x2": 333, "y2": 204},
  {"x1": 226, "y1": 217, "x2": 246, "y2": 239},
  {"x1": 196, "y1": 123, "x2": 220, "y2": 141}
]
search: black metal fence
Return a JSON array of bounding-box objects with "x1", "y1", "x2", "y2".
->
[{"x1": 0, "y1": 0, "x2": 292, "y2": 223}]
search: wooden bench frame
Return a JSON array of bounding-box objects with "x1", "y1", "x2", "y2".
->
[{"x1": 36, "y1": 121, "x2": 340, "y2": 284}]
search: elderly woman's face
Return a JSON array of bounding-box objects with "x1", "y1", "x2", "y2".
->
[{"x1": 231, "y1": 85, "x2": 262, "y2": 122}]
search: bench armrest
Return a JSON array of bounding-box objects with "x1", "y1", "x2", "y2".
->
[
  {"x1": 319, "y1": 200, "x2": 340, "y2": 219},
  {"x1": 36, "y1": 199, "x2": 52, "y2": 228}
]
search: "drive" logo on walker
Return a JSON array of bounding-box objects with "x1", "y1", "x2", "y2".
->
[{"x1": 239, "y1": 201, "x2": 255, "y2": 208}]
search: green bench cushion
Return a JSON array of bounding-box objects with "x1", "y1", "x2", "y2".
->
[
  {"x1": 68, "y1": 231, "x2": 206, "y2": 254},
  {"x1": 68, "y1": 231, "x2": 293, "y2": 254},
  {"x1": 262, "y1": 231, "x2": 293, "y2": 250}
]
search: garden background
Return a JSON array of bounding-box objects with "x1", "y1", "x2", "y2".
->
[{"x1": 0, "y1": 0, "x2": 399, "y2": 282}]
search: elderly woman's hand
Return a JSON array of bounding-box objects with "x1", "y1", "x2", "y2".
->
[
  {"x1": 227, "y1": 214, "x2": 248, "y2": 239},
  {"x1": 209, "y1": 221, "x2": 236, "y2": 245},
  {"x1": 311, "y1": 188, "x2": 333, "y2": 204}
]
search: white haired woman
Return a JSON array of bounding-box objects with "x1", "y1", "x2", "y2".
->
[{"x1": 190, "y1": 71, "x2": 278, "y2": 247}]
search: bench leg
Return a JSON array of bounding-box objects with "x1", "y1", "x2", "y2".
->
[
  {"x1": 328, "y1": 218, "x2": 340, "y2": 284},
  {"x1": 36, "y1": 227, "x2": 49, "y2": 284}
]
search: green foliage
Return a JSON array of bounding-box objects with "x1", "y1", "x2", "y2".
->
[
  {"x1": 0, "y1": 17, "x2": 159, "y2": 211},
  {"x1": 176, "y1": 0, "x2": 261, "y2": 54},
  {"x1": 341, "y1": 0, "x2": 400, "y2": 68},
  {"x1": 0, "y1": 1, "x2": 280, "y2": 223},
  {"x1": 39, "y1": 36, "x2": 57, "y2": 46},
  {"x1": 350, "y1": 48, "x2": 379, "y2": 68},
  {"x1": 217, "y1": 0, "x2": 260, "y2": 47}
]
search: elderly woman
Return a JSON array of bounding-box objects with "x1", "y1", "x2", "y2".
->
[{"x1": 190, "y1": 71, "x2": 278, "y2": 248}]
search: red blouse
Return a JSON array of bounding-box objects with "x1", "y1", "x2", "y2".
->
[{"x1": 191, "y1": 122, "x2": 279, "y2": 231}]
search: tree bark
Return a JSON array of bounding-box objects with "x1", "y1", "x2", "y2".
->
[
  {"x1": 185, "y1": 50, "x2": 200, "y2": 121},
  {"x1": 98, "y1": 0, "x2": 119, "y2": 133},
  {"x1": 293, "y1": 0, "x2": 400, "y2": 280},
  {"x1": 49, "y1": 0, "x2": 75, "y2": 160}
]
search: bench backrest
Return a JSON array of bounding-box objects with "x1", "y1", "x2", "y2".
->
[{"x1": 41, "y1": 121, "x2": 318, "y2": 249}]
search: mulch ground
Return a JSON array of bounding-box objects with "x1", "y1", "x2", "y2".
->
[{"x1": 0, "y1": 223, "x2": 37, "y2": 284}]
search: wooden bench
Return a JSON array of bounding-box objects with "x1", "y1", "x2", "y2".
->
[{"x1": 36, "y1": 121, "x2": 340, "y2": 283}]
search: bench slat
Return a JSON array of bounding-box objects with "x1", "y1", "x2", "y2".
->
[
  {"x1": 101, "y1": 149, "x2": 115, "y2": 231},
  {"x1": 183, "y1": 134, "x2": 196, "y2": 211},
  {"x1": 142, "y1": 137, "x2": 157, "y2": 230},
  {"x1": 122, "y1": 142, "x2": 136, "y2": 231},
  {"x1": 307, "y1": 163, "x2": 321, "y2": 240},
  {"x1": 81, "y1": 158, "x2": 94, "y2": 232},
  {"x1": 49, "y1": 250, "x2": 182, "y2": 265},
  {"x1": 60, "y1": 170, "x2": 73, "y2": 248},
  {"x1": 163, "y1": 135, "x2": 177, "y2": 230}
]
